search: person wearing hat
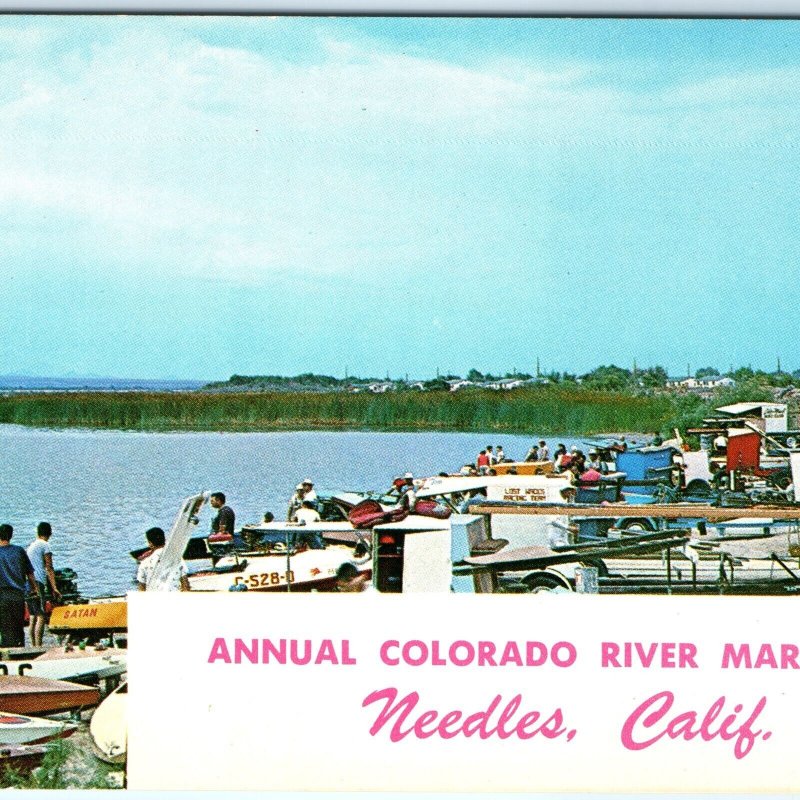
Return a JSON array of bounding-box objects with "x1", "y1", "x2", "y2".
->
[
  {"x1": 287, "y1": 479, "x2": 318, "y2": 521},
  {"x1": 587, "y1": 449, "x2": 605, "y2": 473},
  {"x1": 399, "y1": 472, "x2": 417, "y2": 512}
]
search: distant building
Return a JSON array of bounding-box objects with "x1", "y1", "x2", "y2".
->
[
  {"x1": 447, "y1": 380, "x2": 475, "y2": 392},
  {"x1": 666, "y1": 376, "x2": 736, "y2": 392}
]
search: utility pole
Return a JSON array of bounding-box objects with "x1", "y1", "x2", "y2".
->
[
  {"x1": 777, "y1": 356, "x2": 782, "y2": 373},
  {"x1": 536, "y1": 357, "x2": 541, "y2": 378}
]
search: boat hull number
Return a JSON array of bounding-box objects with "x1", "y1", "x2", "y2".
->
[{"x1": 234, "y1": 571, "x2": 295, "y2": 589}]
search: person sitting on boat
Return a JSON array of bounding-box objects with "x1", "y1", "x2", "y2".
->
[
  {"x1": 210, "y1": 492, "x2": 236, "y2": 537},
  {"x1": 476, "y1": 450, "x2": 490, "y2": 474},
  {"x1": 290, "y1": 502, "x2": 325, "y2": 550},
  {"x1": 553, "y1": 444, "x2": 568, "y2": 471},
  {"x1": 579, "y1": 465, "x2": 603, "y2": 484},
  {"x1": 524, "y1": 443, "x2": 539, "y2": 462},
  {"x1": 137, "y1": 527, "x2": 189, "y2": 592},
  {"x1": 293, "y1": 500, "x2": 321, "y2": 525},
  {"x1": 713, "y1": 433, "x2": 728, "y2": 455},
  {"x1": 495, "y1": 445, "x2": 506, "y2": 463},
  {"x1": 587, "y1": 450, "x2": 606, "y2": 474}
]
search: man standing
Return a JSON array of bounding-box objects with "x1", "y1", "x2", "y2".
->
[
  {"x1": 26, "y1": 522, "x2": 62, "y2": 647},
  {"x1": 137, "y1": 527, "x2": 189, "y2": 591},
  {"x1": 538, "y1": 440, "x2": 550, "y2": 461},
  {"x1": 399, "y1": 472, "x2": 417, "y2": 512},
  {"x1": 287, "y1": 479, "x2": 318, "y2": 521},
  {"x1": 210, "y1": 492, "x2": 236, "y2": 535},
  {"x1": 0, "y1": 524, "x2": 40, "y2": 647}
]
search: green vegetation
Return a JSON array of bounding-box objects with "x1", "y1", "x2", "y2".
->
[
  {"x1": 0, "y1": 387, "x2": 709, "y2": 435},
  {"x1": 2, "y1": 740, "x2": 120, "y2": 790}
]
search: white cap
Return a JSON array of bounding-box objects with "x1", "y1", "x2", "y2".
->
[
  {"x1": 404, "y1": 472, "x2": 414, "y2": 479},
  {"x1": 296, "y1": 483, "x2": 305, "y2": 490},
  {"x1": 302, "y1": 479, "x2": 313, "y2": 486},
  {"x1": 570, "y1": 446, "x2": 578, "y2": 452}
]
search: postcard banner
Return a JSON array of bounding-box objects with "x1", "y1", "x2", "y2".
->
[{"x1": 128, "y1": 593, "x2": 799, "y2": 792}]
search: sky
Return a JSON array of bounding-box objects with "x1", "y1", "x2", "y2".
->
[{"x1": 2, "y1": 16, "x2": 800, "y2": 381}]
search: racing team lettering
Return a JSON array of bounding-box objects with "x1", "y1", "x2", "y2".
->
[{"x1": 502, "y1": 488, "x2": 546, "y2": 502}]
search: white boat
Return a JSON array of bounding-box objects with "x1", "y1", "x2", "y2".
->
[
  {"x1": 188, "y1": 520, "x2": 372, "y2": 592},
  {"x1": 0, "y1": 712, "x2": 76, "y2": 745},
  {"x1": 89, "y1": 682, "x2": 127, "y2": 764},
  {"x1": 0, "y1": 647, "x2": 127, "y2": 682}
]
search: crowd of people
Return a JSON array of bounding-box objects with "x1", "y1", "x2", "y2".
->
[{"x1": 453, "y1": 437, "x2": 635, "y2": 484}]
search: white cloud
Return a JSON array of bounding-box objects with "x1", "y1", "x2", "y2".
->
[{"x1": 0, "y1": 21, "x2": 798, "y2": 288}]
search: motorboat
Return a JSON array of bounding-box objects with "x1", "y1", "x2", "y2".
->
[
  {"x1": 90, "y1": 682, "x2": 127, "y2": 764},
  {"x1": 188, "y1": 520, "x2": 372, "y2": 592},
  {"x1": 0, "y1": 676, "x2": 100, "y2": 715},
  {"x1": 0, "y1": 645, "x2": 126, "y2": 684},
  {"x1": 0, "y1": 712, "x2": 76, "y2": 746}
]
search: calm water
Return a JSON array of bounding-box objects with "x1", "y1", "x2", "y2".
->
[{"x1": 0, "y1": 426, "x2": 591, "y2": 596}]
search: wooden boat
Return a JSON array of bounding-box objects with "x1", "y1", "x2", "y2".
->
[
  {"x1": 0, "y1": 743, "x2": 48, "y2": 778},
  {"x1": 0, "y1": 712, "x2": 76, "y2": 746},
  {"x1": 48, "y1": 598, "x2": 127, "y2": 636},
  {"x1": 492, "y1": 460, "x2": 553, "y2": 475},
  {"x1": 0, "y1": 676, "x2": 99, "y2": 715},
  {"x1": 89, "y1": 682, "x2": 127, "y2": 764}
]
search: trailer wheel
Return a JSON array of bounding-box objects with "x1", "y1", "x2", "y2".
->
[
  {"x1": 522, "y1": 573, "x2": 571, "y2": 593},
  {"x1": 684, "y1": 479, "x2": 712, "y2": 497},
  {"x1": 619, "y1": 518, "x2": 656, "y2": 532},
  {"x1": 580, "y1": 557, "x2": 609, "y2": 577}
]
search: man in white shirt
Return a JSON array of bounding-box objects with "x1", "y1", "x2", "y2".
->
[
  {"x1": 137, "y1": 527, "x2": 189, "y2": 592},
  {"x1": 287, "y1": 480, "x2": 319, "y2": 520},
  {"x1": 26, "y1": 522, "x2": 62, "y2": 647},
  {"x1": 399, "y1": 472, "x2": 417, "y2": 512},
  {"x1": 294, "y1": 501, "x2": 321, "y2": 525}
]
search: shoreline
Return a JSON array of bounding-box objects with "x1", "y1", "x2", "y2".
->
[
  {"x1": 0, "y1": 388, "x2": 696, "y2": 438},
  {"x1": 0, "y1": 421, "x2": 656, "y2": 439}
]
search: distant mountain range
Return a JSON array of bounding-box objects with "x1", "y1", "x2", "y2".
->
[{"x1": 0, "y1": 375, "x2": 207, "y2": 391}]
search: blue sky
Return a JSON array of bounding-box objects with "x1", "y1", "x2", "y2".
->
[{"x1": 2, "y1": 16, "x2": 800, "y2": 381}]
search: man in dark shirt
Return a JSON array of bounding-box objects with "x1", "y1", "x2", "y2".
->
[
  {"x1": 209, "y1": 492, "x2": 236, "y2": 535},
  {"x1": 0, "y1": 524, "x2": 40, "y2": 647}
]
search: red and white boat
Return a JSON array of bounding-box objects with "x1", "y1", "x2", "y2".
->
[{"x1": 0, "y1": 712, "x2": 76, "y2": 745}]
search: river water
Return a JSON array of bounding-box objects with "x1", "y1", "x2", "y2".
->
[{"x1": 1, "y1": 425, "x2": 592, "y2": 596}]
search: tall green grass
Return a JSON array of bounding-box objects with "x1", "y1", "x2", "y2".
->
[{"x1": 0, "y1": 387, "x2": 699, "y2": 435}]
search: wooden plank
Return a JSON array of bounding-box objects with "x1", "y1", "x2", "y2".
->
[{"x1": 469, "y1": 502, "x2": 800, "y2": 521}]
